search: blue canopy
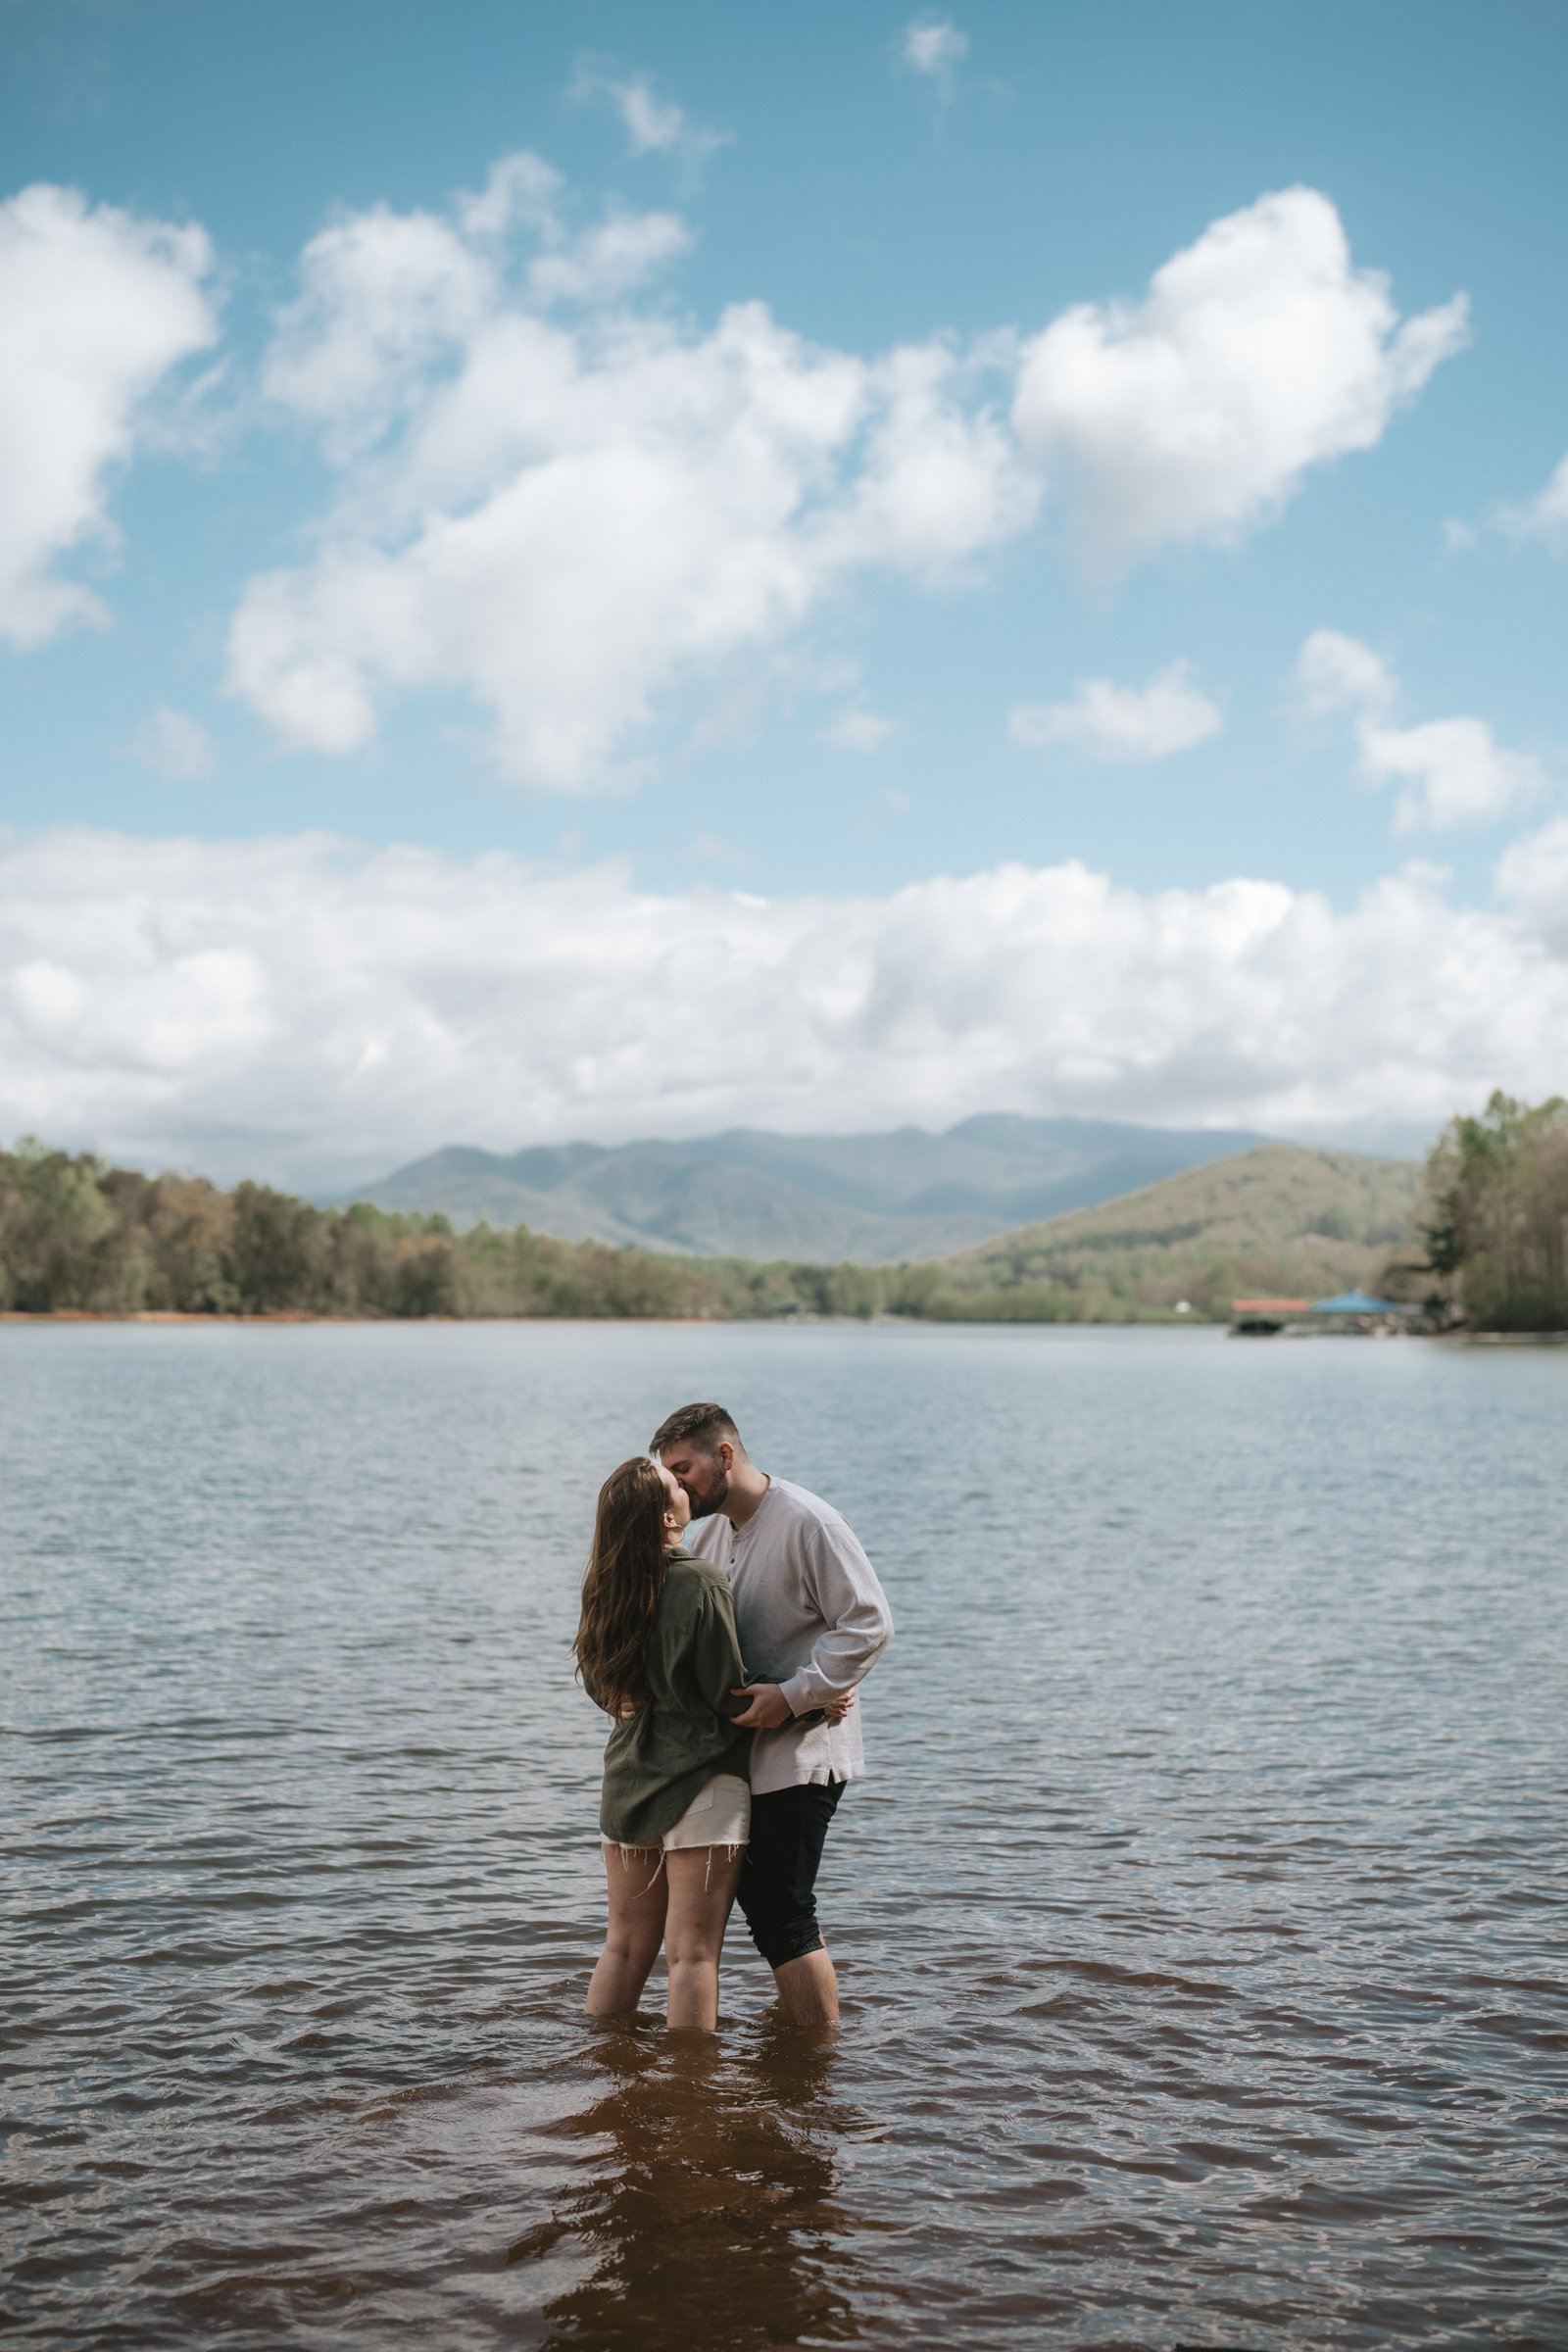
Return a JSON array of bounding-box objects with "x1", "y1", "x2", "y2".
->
[{"x1": 1310, "y1": 1289, "x2": 1410, "y2": 1314}]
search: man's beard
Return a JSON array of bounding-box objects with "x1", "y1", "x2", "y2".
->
[{"x1": 682, "y1": 1464, "x2": 729, "y2": 1520}]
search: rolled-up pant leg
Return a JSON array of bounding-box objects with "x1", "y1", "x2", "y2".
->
[{"x1": 736, "y1": 1781, "x2": 845, "y2": 1968}]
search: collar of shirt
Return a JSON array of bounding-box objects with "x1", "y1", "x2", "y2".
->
[{"x1": 722, "y1": 1477, "x2": 773, "y2": 1552}]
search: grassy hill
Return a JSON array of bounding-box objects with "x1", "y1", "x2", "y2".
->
[{"x1": 908, "y1": 1145, "x2": 1424, "y2": 1321}]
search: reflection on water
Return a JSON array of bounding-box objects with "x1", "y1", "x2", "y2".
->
[
  {"x1": 4, "y1": 1320, "x2": 1567, "y2": 2349},
  {"x1": 524, "y1": 2023, "x2": 860, "y2": 2352}
]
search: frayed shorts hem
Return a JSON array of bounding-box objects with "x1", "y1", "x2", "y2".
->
[{"x1": 600, "y1": 1771, "x2": 751, "y2": 1855}]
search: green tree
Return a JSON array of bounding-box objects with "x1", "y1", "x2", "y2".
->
[
  {"x1": 390, "y1": 1233, "x2": 466, "y2": 1316},
  {"x1": 1422, "y1": 1091, "x2": 1568, "y2": 1330},
  {"x1": 0, "y1": 1140, "x2": 147, "y2": 1310},
  {"x1": 226, "y1": 1182, "x2": 330, "y2": 1312},
  {"x1": 138, "y1": 1174, "x2": 241, "y2": 1311}
]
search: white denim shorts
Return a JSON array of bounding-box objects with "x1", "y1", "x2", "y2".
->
[{"x1": 604, "y1": 1771, "x2": 752, "y2": 1855}]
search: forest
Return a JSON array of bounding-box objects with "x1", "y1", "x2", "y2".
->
[{"x1": 0, "y1": 1138, "x2": 900, "y2": 1321}]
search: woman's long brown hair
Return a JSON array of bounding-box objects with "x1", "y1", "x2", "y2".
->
[{"x1": 573, "y1": 1456, "x2": 673, "y2": 1716}]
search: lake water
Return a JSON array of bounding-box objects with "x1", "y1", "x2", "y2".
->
[{"x1": 4, "y1": 1320, "x2": 1566, "y2": 2351}]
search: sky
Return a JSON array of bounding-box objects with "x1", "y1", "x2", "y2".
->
[{"x1": 2, "y1": 0, "x2": 1566, "y2": 1189}]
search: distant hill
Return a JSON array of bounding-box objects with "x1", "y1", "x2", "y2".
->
[
  {"x1": 341, "y1": 1114, "x2": 1277, "y2": 1264},
  {"x1": 921, "y1": 1144, "x2": 1424, "y2": 1319}
]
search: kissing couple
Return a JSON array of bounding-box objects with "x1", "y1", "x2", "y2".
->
[{"x1": 574, "y1": 1401, "x2": 894, "y2": 2033}]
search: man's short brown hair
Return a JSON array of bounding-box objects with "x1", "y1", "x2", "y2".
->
[{"x1": 649, "y1": 1401, "x2": 742, "y2": 1457}]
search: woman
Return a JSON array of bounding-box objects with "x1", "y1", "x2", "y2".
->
[{"x1": 576, "y1": 1456, "x2": 754, "y2": 2033}]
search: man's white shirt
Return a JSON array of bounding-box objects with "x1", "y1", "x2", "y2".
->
[{"x1": 684, "y1": 1476, "x2": 894, "y2": 1794}]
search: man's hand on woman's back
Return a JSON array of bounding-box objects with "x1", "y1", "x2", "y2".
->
[{"x1": 729, "y1": 1682, "x2": 858, "y2": 1729}]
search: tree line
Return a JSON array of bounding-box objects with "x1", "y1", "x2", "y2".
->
[
  {"x1": 0, "y1": 1137, "x2": 1235, "y2": 1322},
  {"x1": 0, "y1": 1138, "x2": 914, "y2": 1321},
  {"x1": 3, "y1": 1098, "x2": 1564, "y2": 1326},
  {"x1": 0, "y1": 1136, "x2": 1209, "y2": 1322}
]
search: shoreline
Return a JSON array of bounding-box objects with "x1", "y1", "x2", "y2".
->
[
  {"x1": 0, "y1": 1306, "x2": 1223, "y2": 1329},
  {"x1": 5, "y1": 1309, "x2": 1564, "y2": 1339},
  {"x1": 0, "y1": 1308, "x2": 725, "y2": 1327}
]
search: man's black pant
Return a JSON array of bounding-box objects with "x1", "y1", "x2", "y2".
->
[{"x1": 737, "y1": 1780, "x2": 845, "y2": 1968}]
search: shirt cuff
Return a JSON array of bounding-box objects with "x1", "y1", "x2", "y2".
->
[{"x1": 779, "y1": 1669, "x2": 821, "y2": 1714}]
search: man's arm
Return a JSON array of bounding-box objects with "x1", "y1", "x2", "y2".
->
[
  {"x1": 778, "y1": 1515, "x2": 894, "y2": 1715},
  {"x1": 730, "y1": 1683, "x2": 858, "y2": 1729}
]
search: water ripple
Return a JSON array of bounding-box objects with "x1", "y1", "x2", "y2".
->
[{"x1": 3, "y1": 1322, "x2": 1565, "y2": 2349}]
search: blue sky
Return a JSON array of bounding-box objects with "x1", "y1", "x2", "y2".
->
[{"x1": 2, "y1": 1, "x2": 1566, "y2": 1184}]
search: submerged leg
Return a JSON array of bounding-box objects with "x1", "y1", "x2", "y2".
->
[
  {"x1": 771, "y1": 1947, "x2": 840, "y2": 2028},
  {"x1": 586, "y1": 1843, "x2": 667, "y2": 2016},
  {"x1": 662, "y1": 1844, "x2": 745, "y2": 2033}
]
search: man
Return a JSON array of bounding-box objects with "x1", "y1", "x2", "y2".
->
[{"x1": 649, "y1": 1401, "x2": 893, "y2": 2027}]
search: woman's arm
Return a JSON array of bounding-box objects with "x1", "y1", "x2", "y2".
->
[{"x1": 689, "y1": 1585, "x2": 752, "y2": 1721}]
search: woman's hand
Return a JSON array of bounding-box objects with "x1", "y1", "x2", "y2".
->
[{"x1": 820, "y1": 1688, "x2": 858, "y2": 1725}]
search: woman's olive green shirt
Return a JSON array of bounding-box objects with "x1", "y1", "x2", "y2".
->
[{"x1": 588, "y1": 1550, "x2": 753, "y2": 1847}]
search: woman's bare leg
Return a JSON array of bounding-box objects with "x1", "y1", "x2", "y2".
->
[
  {"x1": 586, "y1": 1844, "x2": 667, "y2": 2016},
  {"x1": 663, "y1": 1845, "x2": 745, "y2": 2033}
]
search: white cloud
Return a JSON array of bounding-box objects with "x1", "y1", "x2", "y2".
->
[
  {"x1": 4, "y1": 827, "x2": 1567, "y2": 1192},
  {"x1": 1495, "y1": 816, "x2": 1568, "y2": 951},
  {"x1": 260, "y1": 158, "x2": 688, "y2": 445},
  {"x1": 1292, "y1": 628, "x2": 1545, "y2": 831},
  {"x1": 820, "y1": 339, "x2": 1037, "y2": 574},
  {"x1": 903, "y1": 18, "x2": 969, "y2": 88},
  {"x1": 232, "y1": 165, "x2": 1031, "y2": 790},
  {"x1": 1010, "y1": 662, "x2": 1222, "y2": 762},
  {"x1": 0, "y1": 182, "x2": 218, "y2": 648},
  {"x1": 825, "y1": 705, "x2": 900, "y2": 753},
  {"x1": 1359, "y1": 718, "x2": 1543, "y2": 835},
  {"x1": 1291, "y1": 626, "x2": 1396, "y2": 721},
  {"x1": 126, "y1": 706, "x2": 217, "y2": 784},
  {"x1": 262, "y1": 200, "x2": 498, "y2": 460},
  {"x1": 527, "y1": 206, "x2": 690, "y2": 307},
  {"x1": 228, "y1": 171, "x2": 1459, "y2": 793},
  {"x1": 1501, "y1": 450, "x2": 1568, "y2": 546},
  {"x1": 458, "y1": 151, "x2": 564, "y2": 242},
  {"x1": 1013, "y1": 186, "x2": 1468, "y2": 578},
  {"x1": 572, "y1": 66, "x2": 729, "y2": 172}
]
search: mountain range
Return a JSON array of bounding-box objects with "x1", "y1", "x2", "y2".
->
[{"x1": 344, "y1": 1114, "x2": 1290, "y2": 1264}]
